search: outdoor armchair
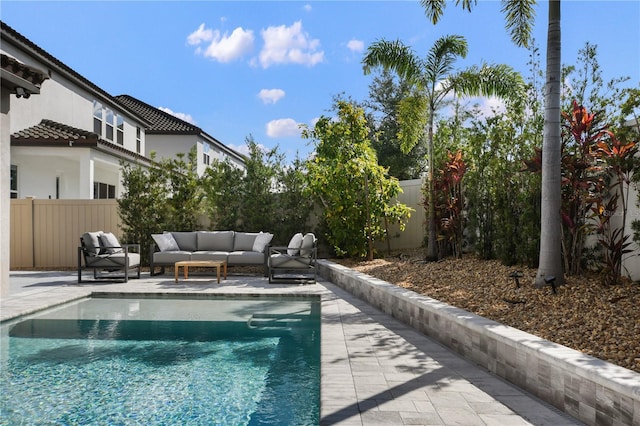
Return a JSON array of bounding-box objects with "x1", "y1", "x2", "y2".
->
[
  {"x1": 78, "y1": 231, "x2": 141, "y2": 283},
  {"x1": 268, "y1": 233, "x2": 317, "y2": 284}
]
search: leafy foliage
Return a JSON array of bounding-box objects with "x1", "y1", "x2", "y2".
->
[{"x1": 303, "y1": 100, "x2": 412, "y2": 259}]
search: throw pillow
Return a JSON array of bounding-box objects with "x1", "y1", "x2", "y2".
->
[
  {"x1": 81, "y1": 231, "x2": 103, "y2": 256},
  {"x1": 99, "y1": 232, "x2": 122, "y2": 254},
  {"x1": 287, "y1": 233, "x2": 304, "y2": 256},
  {"x1": 152, "y1": 233, "x2": 180, "y2": 252},
  {"x1": 252, "y1": 232, "x2": 274, "y2": 253},
  {"x1": 300, "y1": 233, "x2": 316, "y2": 257}
]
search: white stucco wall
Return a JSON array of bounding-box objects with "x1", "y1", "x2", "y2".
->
[
  {"x1": 2, "y1": 43, "x2": 146, "y2": 160},
  {"x1": 1, "y1": 90, "x2": 11, "y2": 297},
  {"x1": 11, "y1": 147, "x2": 124, "y2": 199}
]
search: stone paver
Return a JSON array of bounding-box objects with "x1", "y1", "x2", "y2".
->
[{"x1": 2, "y1": 270, "x2": 583, "y2": 425}]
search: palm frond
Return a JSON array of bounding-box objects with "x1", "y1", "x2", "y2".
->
[
  {"x1": 450, "y1": 63, "x2": 525, "y2": 100},
  {"x1": 424, "y1": 35, "x2": 468, "y2": 83},
  {"x1": 362, "y1": 39, "x2": 423, "y2": 83},
  {"x1": 501, "y1": 0, "x2": 536, "y2": 48}
]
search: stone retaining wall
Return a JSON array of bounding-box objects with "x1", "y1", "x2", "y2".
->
[{"x1": 317, "y1": 260, "x2": 640, "y2": 426}]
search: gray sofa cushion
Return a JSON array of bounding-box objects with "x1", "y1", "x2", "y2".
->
[
  {"x1": 191, "y1": 251, "x2": 229, "y2": 262},
  {"x1": 153, "y1": 251, "x2": 192, "y2": 264},
  {"x1": 197, "y1": 231, "x2": 234, "y2": 251},
  {"x1": 233, "y1": 232, "x2": 260, "y2": 251},
  {"x1": 253, "y1": 232, "x2": 274, "y2": 253},
  {"x1": 171, "y1": 232, "x2": 198, "y2": 252},
  {"x1": 82, "y1": 231, "x2": 103, "y2": 256},
  {"x1": 228, "y1": 251, "x2": 265, "y2": 265},
  {"x1": 152, "y1": 233, "x2": 179, "y2": 252}
]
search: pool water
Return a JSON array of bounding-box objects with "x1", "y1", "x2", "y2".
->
[{"x1": 0, "y1": 296, "x2": 320, "y2": 425}]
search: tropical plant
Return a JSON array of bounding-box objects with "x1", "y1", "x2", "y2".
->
[
  {"x1": 302, "y1": 100, "x2": 412, "y2": 259},
  {"x1": 594, "y1": 134, "x2": 638, "y2": 285},
  {"x1": 431, "y1": 150, "x2": 466, "y2": 258},
  {"x1": 362, "y1": 33, "x2": 524, "y2": 261},
  {"x1": 419, "y1": 0, "x2": 562, "y2": 286}
]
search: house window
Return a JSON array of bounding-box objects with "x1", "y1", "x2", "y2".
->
[
  {"x1": 116, "y1": 115, "x2": 124, "y2": 145},
  {"x1": 105, "y1": 109, "x2": 114, "y2": 141},
  {"x1": 10, "y1": 165, "x2": 17, "y2": 198},
  {"x1": 93, "y1": 181, "x2": 116, "y2": 199},
  {"x1": 136, "y1": 127, "x2": 142, "y2": 153},
  {"x1": 56, "y1": 176, "x2": 60, "y2": 199},
  {"x1": 93, "y1": 101, "x2": 103, "y2": 135},
  {"x1": 203, "y1": 152, "x2": 210, "y2": 166}
]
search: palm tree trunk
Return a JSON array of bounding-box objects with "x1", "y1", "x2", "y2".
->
[{"x1": 535, "y1": 0, "x2": 565, "y2": 287}]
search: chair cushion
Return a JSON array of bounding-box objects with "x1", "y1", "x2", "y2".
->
[
  {"x1": 233, "y1": 232, "x2": 259, "y2": 251},
  {"x1": 152, "y1": 233, "x2": 180, "y2": 252},
  {"x1": 81, "y1": 231, "x2": 103, "y2": 256},
  {"x1": 252, "y1": 232, "x2": 274, "y2": 253},
  {"x1": 197, "y1": 231, "x2": 234, "y2": 251},
  {"x1": 287, "y1": 233, "x2": 304, "y2": 256},
  {"x1": 300, "y1": 233, "x2": 316, "y2": 257},
  {"x1": 99, "y1": 232, "x2": 122, "y2": 254},
  {"x1": 270, "y1": 253, "x2": 312, "y2": 268},
  {"x1": 171, "y1": 232, "x2": 198, "y2": 252},
  {"x1": 86, "y1": 252, "x2": 140, "y2": 267}
]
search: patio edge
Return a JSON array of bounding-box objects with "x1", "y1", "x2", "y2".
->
[{"x1": 317, "y1": 259, "x2": 640, "y2": 426}]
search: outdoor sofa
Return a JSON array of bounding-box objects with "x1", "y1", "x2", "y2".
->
[{"x1": 149, "y1": 231, "x2": 273, "y2": 276}]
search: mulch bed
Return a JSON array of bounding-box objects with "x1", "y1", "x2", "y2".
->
[{"x1": 334, "y1": 250, "x2": 640, "y2": 374}]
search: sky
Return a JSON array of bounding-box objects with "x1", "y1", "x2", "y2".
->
[{"x1": 2, "y1": 1, "x2": 639, "y2": 163}]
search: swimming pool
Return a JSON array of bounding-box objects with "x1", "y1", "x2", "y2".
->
[{"x1": 0, "y1": 295, "x2": 320, "y2": 425}]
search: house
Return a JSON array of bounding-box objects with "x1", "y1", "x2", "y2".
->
[
  {"x1": 115, "y1": 95, "x2": 245, "y2": 176},
  {"x1": 2, "y1": 20, "x2": 245, "y2": 201},
  {"x1": 1, "y1": 20, "x2": 246, "y2": 296}
]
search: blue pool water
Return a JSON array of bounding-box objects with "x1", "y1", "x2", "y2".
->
[{"x1": 0, "y1": 296, "x2": 320, "y2": 425}]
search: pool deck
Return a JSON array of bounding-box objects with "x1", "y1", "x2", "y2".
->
[{"x1": 2, "y1": 270, "x2": 582, "y2": 426}]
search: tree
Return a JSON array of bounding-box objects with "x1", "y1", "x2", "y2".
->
[
  {"x1": 302, "y1": 100, "x2": 412, "y2": 259},
  {"x1": 365, "y1": 70, "x2": 428, "y2": 180},
  {"x1": 161, "y1": 148, "x2": 204, "y2": 232},
  {"x1": 118, "y1": 155, "x2": 170, "y2": 265},
  {"x1": 419, "y1": 0, "x2": 564, "y2": 285},
  {"x1": 362, "y1": 33, "x2": 524, "y2": 260}
]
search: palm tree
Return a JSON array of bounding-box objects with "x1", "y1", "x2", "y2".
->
[
  {"x1": 420, "y1": 0, "x2": 563, "y2": 286},
  {"x1": 363, "y1": 34, "x2": 523, "y2": 261}
]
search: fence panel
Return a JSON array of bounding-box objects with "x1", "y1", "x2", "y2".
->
[
  {"x1": 11, "y1": 199, "x2": 121, "y2": 269},
  {"x1": 9, "y1": 199, "x2": 34, "y2": 268}
]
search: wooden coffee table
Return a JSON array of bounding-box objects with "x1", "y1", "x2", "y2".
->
[{"x1": 174, "y1": 260, "x2": 227, "y2": 283}]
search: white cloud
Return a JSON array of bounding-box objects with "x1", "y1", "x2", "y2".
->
[
  {"x1": 187, "y1": 23, "x2": 213, "y2": 45},
  {"x1": 158, "y1": 107, "x2": 197, "y2": 124},
  {"x1": 347, "y1": 39, "x2": 364, "y2": 53},
  {"x1": 259, "y1": 21, "x2": 324, "y2": 68},
  {"x1": 188, "y1": 24, "x2": 254, "y2": 63},
  {"x1": 266, "y1": 118, "x2": 302, "y2": 137},
  {"x1": 303, "y1": 4, "x2": 312, "y2": 12},
  {"x1": 258, "y1": 88, "x2": 286, "y2": 104}
]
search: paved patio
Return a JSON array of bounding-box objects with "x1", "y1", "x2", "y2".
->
[{"x1": 2, "y1": 270, "x2": 583, "y2": 425}]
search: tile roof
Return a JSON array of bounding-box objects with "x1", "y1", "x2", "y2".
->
[
  {"x1": 11, "y1": 119, "x2": 152, "y2": 164},
  {"x1": 115, "y1": 95, "x2": 201, "y2": 134},
  {"x1": 1, "y1": 53, "x2": 48, "y2": 87}
]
